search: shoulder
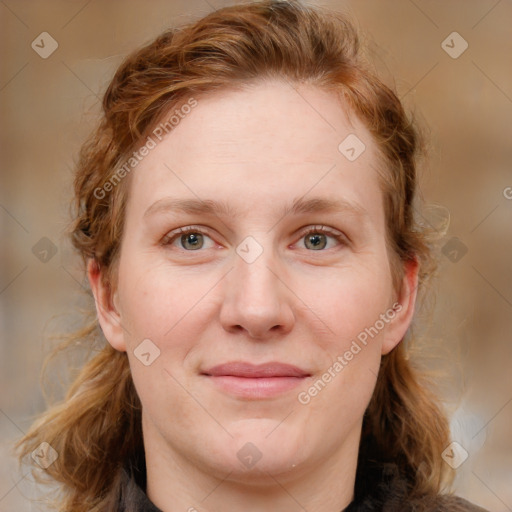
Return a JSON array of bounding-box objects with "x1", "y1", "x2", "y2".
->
[
  {"x1": 349, "y1": 459, "x2": 490, "y2": 512},
  {"x1": 348, "y1": 493, "x2": 490, "y2": 512},
  {"x1": 415, "y1": 494, "x2": 490, "y2": 512},
  {"x1": 347, "y1": 490, "x2": 490, "y2": 512}
]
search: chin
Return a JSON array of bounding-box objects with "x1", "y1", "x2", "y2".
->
[{"x1": 206, "y1": 419, "x2": 311, "y2": 481}]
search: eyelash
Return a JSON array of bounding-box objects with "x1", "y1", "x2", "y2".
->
[{"x1": 161, "y1": 225, "x2": 348, "y2": 251}]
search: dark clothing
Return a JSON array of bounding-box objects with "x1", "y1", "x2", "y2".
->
[{"x1": 117, "y1": 452, "x2": 489, "y2": 512}]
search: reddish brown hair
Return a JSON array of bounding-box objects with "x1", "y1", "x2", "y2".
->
[{"x1": 17, "y1": 1, "x2": 452, "y2": 510}]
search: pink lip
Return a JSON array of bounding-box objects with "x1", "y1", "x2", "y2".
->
[
  {"x1": 202, "y1": 361, "x2": 311, "y2": 399},
  {"x1": 204, "y1": 361, "x2": 310, "y2": 378}
]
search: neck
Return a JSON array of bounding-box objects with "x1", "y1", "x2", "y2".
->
[{"x1": 144, "y1": 419, "x2": 361, "y2": 512}]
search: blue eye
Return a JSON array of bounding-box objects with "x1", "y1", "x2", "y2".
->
[
  {"x1": 179, "y1": 232, "x2": 204, "y2": 250},
  {"x1": 298, "y1": 226, "x2": 347, "y2": 251},
  {"x1": 162, "y1": 227, "x2": 215, "y2": 251},
  {"x1": 162, "y1": 225, "x2": 347, "y2": 252}
]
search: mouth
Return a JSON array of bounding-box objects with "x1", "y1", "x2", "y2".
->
[{"x1": 201, "y1": 361, "x2": 311, "y2": 399}]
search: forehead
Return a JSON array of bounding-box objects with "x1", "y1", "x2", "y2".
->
[{"x1": 126, "y1": 79, "x2": 384, "y2": 224}]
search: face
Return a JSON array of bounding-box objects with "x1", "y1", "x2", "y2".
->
[{"x1": 90, "y1": 79, "x2": 418, "y2": 484}]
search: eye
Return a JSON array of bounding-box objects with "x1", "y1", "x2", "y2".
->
[
  {"x1": 162, "y1": 226, "x2": 216, "y2": 251},
  {"x1": 161, "y1": 225, "x2": 347, "y2": 253},
  {"x1": 296, "y1": 225, "x2": 347, "y2": 251}
]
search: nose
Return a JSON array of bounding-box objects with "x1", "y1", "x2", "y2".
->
[{"x1": 219, "y1": 248, "x2": 295, "y2": 340}]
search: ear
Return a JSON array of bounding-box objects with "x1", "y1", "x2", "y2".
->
[
  {"x1": 87, "y1": 259, "x2": 127, "y2": 352},
  {"x1": 381, "y1": 257, "x2": 419, "y2": 355}
]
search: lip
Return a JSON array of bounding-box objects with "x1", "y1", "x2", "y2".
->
[
  {"x1": 201, "y1": 361, "x2": 311, "y2": 399},
  {"x1": 204, "y1": 361, "x2": 310, "y2": 378}
]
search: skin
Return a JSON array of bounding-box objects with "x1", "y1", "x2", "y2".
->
[{"x1": 89, "y1": 79, "x2": 418, "y2": 512}]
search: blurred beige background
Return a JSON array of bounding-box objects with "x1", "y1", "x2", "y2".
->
[{"x1": 1, "y1": 0, "x2": 511, "y2": 510}]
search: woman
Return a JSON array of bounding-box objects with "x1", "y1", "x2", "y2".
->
[{"x1": 17, "y1": 1, "x2": 489, "y2": 511}]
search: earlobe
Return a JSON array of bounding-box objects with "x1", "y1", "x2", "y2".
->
[
  {"x1": 381, "y1": 258, "x2": 419, "y2": 355},
  {"x1": 87, "y1": 259, "x2": 127, "y2": 352}
]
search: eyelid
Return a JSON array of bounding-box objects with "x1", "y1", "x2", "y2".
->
[
  {"x1": 294, "y1": 225, "x2": 349, "y2": 248},
  {"x1": 161, "y1": 224, "x2": 348, "y2": 250},
  {"x1": 161, "y1": 225, "x2": 215, "y2": 246}
]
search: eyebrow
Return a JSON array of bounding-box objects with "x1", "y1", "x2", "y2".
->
[{"x1": 143, "y1": 196, "x2": 369, "y2": 221}]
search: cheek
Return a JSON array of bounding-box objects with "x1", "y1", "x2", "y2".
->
[
  {"x1": 118, "y1": 265, "x2": 216, "y2": 428},
  {"x1": 295, "y1": 263, "x2": 391, "y2": 404},
  {"x1": 117, "y1": 260, "x2": 216, "y2": 341},
  {"x1": 297, "y1": 274, "x2": 387, "y2": 434},
  {"x1": 304, "y1": 262, "x2": 393, "y2": 350}
]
